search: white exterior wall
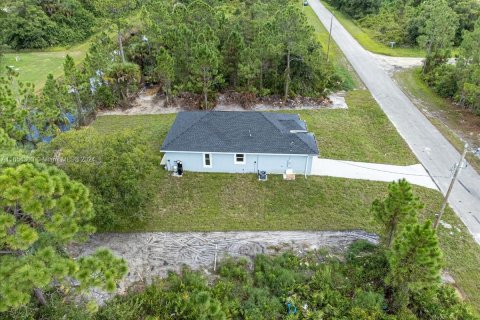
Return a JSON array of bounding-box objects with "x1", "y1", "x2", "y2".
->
[{"x1": 163, "y1": 151, "x2": 315, "y2": 175}]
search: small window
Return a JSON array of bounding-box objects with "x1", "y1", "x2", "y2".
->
[
  {"x1": 204, "y1": 153, "x2": 212, "y2": 167},
  {"x1": 235, "y1": 153, "x2": 245, "y2": 164}
]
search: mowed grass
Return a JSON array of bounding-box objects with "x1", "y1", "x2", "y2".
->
[
  {"x1": 2, "y1": 41, "x2": 90, "y2": 89},
  {"x1": 320, "y1": 1, "x2": 424, "y2": 57},
  {"x1": 395, "y1": 68, "x2": 480, "y2": 172},
  {"x1": 0, "y1": 12, "x2": 143, "y2": 90},
  {"x1": 91, "y1": 94, "x2": 480, "y2": 309},
  {"x1": 94, "y1": 90, "x2": 417, "y2": 165}
]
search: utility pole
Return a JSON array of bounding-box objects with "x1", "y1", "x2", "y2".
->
[
  {"x1": 326, "y1": 15, "x2": 333, "y2": 62},
  {"x1": 434, "y1": 143, "x2": 468, "y2": 230}
]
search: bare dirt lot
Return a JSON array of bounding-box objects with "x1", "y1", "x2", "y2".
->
[
  {"x1": 98, "y1": 90, "x2": 348, "y2": 116},
  {"x1": 70, "y1": 230, "x2": 377, "y2": 302}
]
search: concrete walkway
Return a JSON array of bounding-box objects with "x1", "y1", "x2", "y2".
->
[
  {"x1": 311, "y1": 158, "x2": 438, "y2": 189},
  {"x1": 311, "y1": 0, "x2": 480, "y2": 244}
]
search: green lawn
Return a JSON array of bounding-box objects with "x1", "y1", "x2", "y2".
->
[
  {"x1": 0, "y1": 12, "x2": 143, "y2": 90},
  {"x1": 91, "y1": 92, "x2": 479, "y2": 309},
  {"x1": 394, "y1": 68, "x2": 480, "y2": 173},
  {"x1": 151, "y1": 174, "x2": 479, "y2": 310},
  {"x1": 94, "y1": 90, "x2": 417, "y2": 165},
  {"x1": 320, "y1": 1, "x2": 425, "y2": 57},
  {"x1": 1, "y1": 40, "x2": 90, "y2": 90}
]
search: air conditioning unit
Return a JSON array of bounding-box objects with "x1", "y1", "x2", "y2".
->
[
  {"x1": 258, "y1": 170, "x2": 267, "y2": 181},
  {"x1": 172, "y1": 160, "x2": 183, "y2": 177}
]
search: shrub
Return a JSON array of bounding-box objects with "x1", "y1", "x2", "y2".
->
[
  {"x1": 5, "y1": 248, "x2": 479, "y2": 319},
  {"x1": 430, "y1": 64, "x2": 459, "y2": 98},
  {"x1": 327, "y1": 0, "x2": 382, "y2": 19},
  {"x1": 35, "y1": 128, "x2": 158, "y2": 230},
  {"x1": 104, "y1": 63, "x2": 141, "y2": 108},
  {"x1": 461, "y1": 82, "x2": 480, "y2": 114}
]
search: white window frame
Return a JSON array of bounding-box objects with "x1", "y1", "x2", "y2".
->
[
  {"x1": 203, "y1": 153, "x2": 212, "y2": 168},
  {"x1": 234, "y1": 153, "x2": 246, "y2": 165}
]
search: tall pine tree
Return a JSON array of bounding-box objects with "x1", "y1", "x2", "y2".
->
[
  {"x1": 387, "y1": 221, "x2": 443, "y2": 312},
  {"x1": 371, "y1": 179, "x2": 423, "y2": 247},
  {"x1": 0, "y1": 161, "x2": 127, "y2": 311},
  {"x1": 154, "y1": 48, "x2": 175, "y2": 105}
]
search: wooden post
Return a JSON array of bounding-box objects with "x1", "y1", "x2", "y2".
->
[
  {"x1": 213, "y1": 244, "x2": 218, "y2": 271},
  {"x1": 326, "y1": 15, "x2": 333, "y2": 62},
  {"x1": 434, "y1": 144, "x2": 468, "y2": 229}
]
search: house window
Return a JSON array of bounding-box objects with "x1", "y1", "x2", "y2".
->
[
  {"x1": 235, "y1": 153, "x2": 245, "y2": 164},
  {"x1": 203, "y1": 153, "x2": 212, "y2": 167}
]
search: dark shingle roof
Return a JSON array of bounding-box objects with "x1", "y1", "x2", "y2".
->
[{"x1": 161, "y1": 111, "x2": 319, "y2": 155}]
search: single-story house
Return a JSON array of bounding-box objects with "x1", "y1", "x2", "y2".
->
[{"x1": 160, "y1": 111, "x2": 319, "y2": 176}]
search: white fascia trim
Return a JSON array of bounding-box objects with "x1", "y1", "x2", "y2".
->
[{"x1": 161, "y1": 150, "x2": 317, "y2": 157}]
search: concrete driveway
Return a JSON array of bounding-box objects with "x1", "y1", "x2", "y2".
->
[
  {"x1": 311, "y1": 158, "x2": 438, "y2": 189},
  {"x1": 310, "y1": 0, "x2": 480, "y2": 243}
]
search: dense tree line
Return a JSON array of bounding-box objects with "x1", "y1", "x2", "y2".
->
[
  {"x1": 0, "y1": 0, "x2": 145, "y2": 50},
  {"x1": 0, "y1": 0, "x2": 347, "y2": 146},
  {"x1": 327, "y1": 0, "x2": 479, "y2": 48},
  {"x1": 423, "y1": 18, "x2": 480, "y2": 114},
  {"x1": 82, "y1": 0, "x2": 345, "y2": 109},
  {"x1": 0, "y1": 0, "x2": 95, "y2": 49},
  {"x1": 134, "y1": 0, "x2": 343, "y2": 106},
  {"x1": 2, "y1": 180, "x2": 478, "y2": 319},
  {"x1": 327, "y1": 0, "x2": 480, "y2": 114}
]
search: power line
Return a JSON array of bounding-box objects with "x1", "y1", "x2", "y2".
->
[{"x1": 330, "y1": 159, "x2": 451, "y2": 179}]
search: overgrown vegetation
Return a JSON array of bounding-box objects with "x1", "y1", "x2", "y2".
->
[
  {"x1": 325, "y1": 0, "x2": 480, "y2": 116},
  {"x1": 35, "y1": 128, "x2": 160, "y2": 231},
  {"x1": 136, "y1": 0, "x2": 344, "y2": 105},
  {"x1": 0, "y1": 130, "x2": 127, "y2": 312},
  {"x1": 0, "y1": 0, "x2": 352, "y2": 146},
  {"x1": 0, "y1": 67, "x2": 75, "y2": 147},
  {"x1": 0, "y1": 0, "x2": 144, "y2": 50},
  {"x1": 326, "y1": 0, "x2": 479, "y2": 50},
  {"x1": 3, "y1": 181, "x2": 478, "y2": 319},
  {"x1": 7, "y1": 247, "x2": 478, "y2": 319},
  {"x1": 423, "y1": 18, "x2": 480, "y2": 115},
  {"x1": 0, "y1": 0, "x2": 94, "y2": 49}
]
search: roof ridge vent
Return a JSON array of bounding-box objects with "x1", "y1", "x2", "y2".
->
[{"x1": 290, "y1": 130, "x2": 308, "y2": 133}]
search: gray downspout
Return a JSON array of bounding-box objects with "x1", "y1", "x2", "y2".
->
[{"x1": 304, "y1": 155, "x2": 309, "y2": 179}]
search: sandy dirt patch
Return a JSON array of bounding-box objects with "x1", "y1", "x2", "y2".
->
[
  {"x1": 97, "y1": 91, "x2": 348, "y2": 116},
  {"x1": 372, "y1": 53, "x2": 424, "y2": 74},
  {"x1": 70, "y1": 230, "x2": 377, "y2": 303},
  {"x1": 373, "y1": 53, "x2": 456, "y2": 75}
]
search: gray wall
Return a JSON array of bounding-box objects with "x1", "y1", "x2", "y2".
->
[{"x1": 163, "y1": 152, "x2": 314, "y2": 175}]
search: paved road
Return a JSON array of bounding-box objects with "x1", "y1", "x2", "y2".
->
[
  {"x1": 310, "y1": 0, "x2": 480, "y2": 243},
  {"x1": 311, "y1": 158, "x2": 437, "y2": 189}
]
